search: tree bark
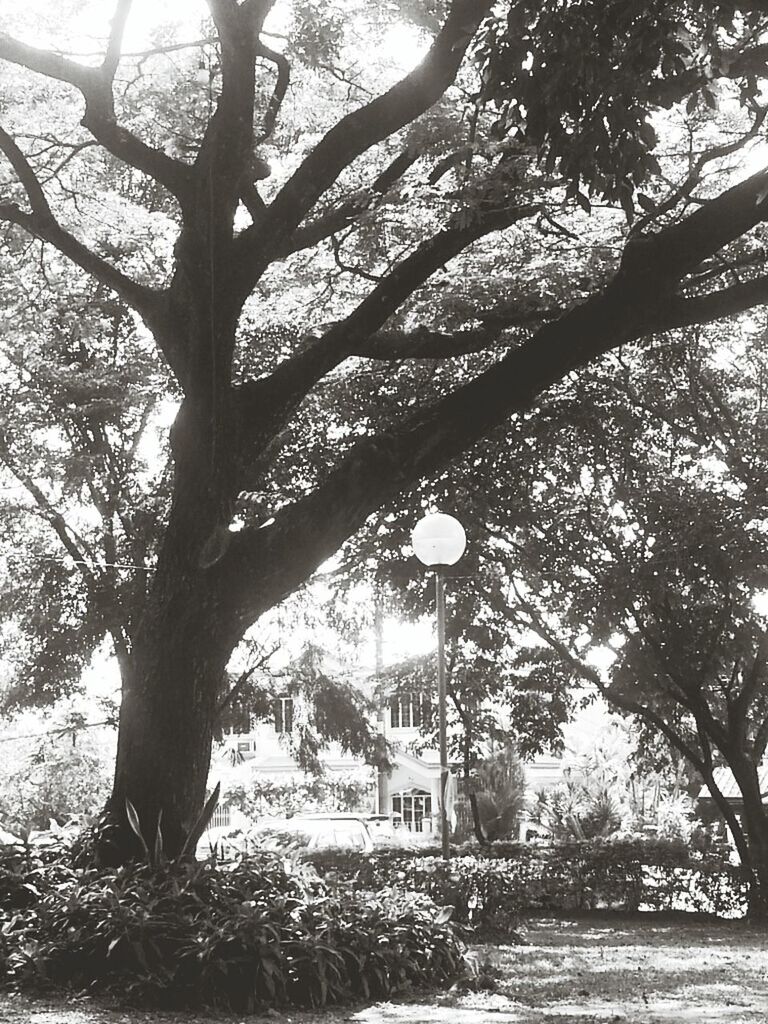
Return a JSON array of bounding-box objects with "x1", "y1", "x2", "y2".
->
[
  {"x1": 105, "y1": 614, "x2": 229, "y2": 862},
  {"x1": 728, "y1": 757, "x2": 768, "y2": 920},
  {"x1": 468, "y1": 790, "x2": 488, "y2": 845}
]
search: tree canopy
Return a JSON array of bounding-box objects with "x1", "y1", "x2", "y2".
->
[{"x1": 4, "y1": 1, "x2": 768, "y2": 859}]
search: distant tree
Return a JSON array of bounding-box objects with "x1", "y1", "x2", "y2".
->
[
  {"x1": 476, "y1": 329, "x2": 768, "y2": 914},
  {"x1": 0, "y1": 281, "x2": 167, "y2": 710},
  {"x1": 218, "y1": 643, "x2": 388, "y2": 775},
  {"x1": 0, "y1": 703, "x2": 115, "y2": 834},
  {"x1": 374, "y1": 590, "x2": 577, "y2": 842},
  {"x1": 389, "y1": 644, "x2": 575, "y2": 761}
]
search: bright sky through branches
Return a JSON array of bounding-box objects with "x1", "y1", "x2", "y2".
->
[{"x1": 3, "y1": 1, "x2": 429, "y2": 75}]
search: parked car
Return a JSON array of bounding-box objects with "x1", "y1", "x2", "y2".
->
[{"x1": 248, "y1": 813, "x2": 375, "y2": 855}]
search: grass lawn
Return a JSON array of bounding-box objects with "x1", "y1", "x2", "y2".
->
[
  {"x1": 465, "y1": 912, "x2": 768, "y2": 1022},
  {"x1": 0, "y1": 913, "x2": 766, "y2": 1023}
]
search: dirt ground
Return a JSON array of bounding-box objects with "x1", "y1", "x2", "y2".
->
[{"x1": 1, "y1": 913, "x2": 766, "y2": 1024}]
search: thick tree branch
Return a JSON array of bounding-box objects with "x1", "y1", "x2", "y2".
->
[
  {"x1": 734, "y1": 640, "x2": 768, "y2": 722},
  {"x1": 755, "y1": 712, "x2": 768, "y2": 762},
  {"x1": 619, "y1": 168, "x2": 768, "y2": 283},
  {"x1": 231, "y1": 0, "x2": 494, "y2": 298},
  {"x1": 102, "y1": 0, "x2": 132, "y2": 80},
  {"x1": 661, "y1": 275, "x2": 768, "y2": 328},
  {"x1": 217, "y1": 163, "x2": 768, "y2": 620},
  {"x1": 0, "y1": 125, "x2": 53, "y2": 218},
  {"x1": 197, "y1": 0, "x2": 268, "y2": 185},
  {"x1": 648, "y1": 40, "x2": 768, "y2": 111},
  {"x1": 236, "y1": 202, "x2": 538, "y2": 436},
  {"x1": 355, "y1": 326, "x2": 505, "y2": 360},
  {"x1": 0, "y1": 26, "x2": 194, "y2": 203},
  {"x1": 254, "y1": 40, "x2": 289, "y2": 145},
  {"x1": 354, "y1": 302, "x2": 560, "y2": 360},
  {"x1": 274, "y1": 149, "x2": 421, "y2": 256}
]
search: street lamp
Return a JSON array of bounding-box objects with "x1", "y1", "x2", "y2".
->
[{"x1": 411, "y1": 512, "x2": 466, "y2": 860}]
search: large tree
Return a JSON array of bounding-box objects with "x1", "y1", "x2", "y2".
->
[{"x1": 4, "y1": 0, "x2": 768, "y2": 859}]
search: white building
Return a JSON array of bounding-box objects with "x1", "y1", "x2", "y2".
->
[{"x1": 207, "y1": 675, "x2": 617, "y2": 838}]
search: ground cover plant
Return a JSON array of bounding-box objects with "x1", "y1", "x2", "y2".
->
[{"x1": 0, "y1": 845, "x2": 464, "y2": 1014}]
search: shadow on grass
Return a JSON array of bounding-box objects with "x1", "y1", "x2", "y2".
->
[
  {"x1": 471, "y1": 913, "x2": 768, "y2": 1012},
  {"x1": 519, "y1": 911, "x2": 767, "y2": 947}
]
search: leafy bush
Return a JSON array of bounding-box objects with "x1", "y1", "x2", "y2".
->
[
  {"x1": 0, "y1": 854, "x2": 463, "y2": 1012},
  {"x1": 533, "y1": 775, "x2": 623, "y2": 840},
  {"x1": 455, "y1": 747, "x2": 526, "y2": 842},
  {"x1": 225, "y1": 771, "x2": 374, "y2": 820}
]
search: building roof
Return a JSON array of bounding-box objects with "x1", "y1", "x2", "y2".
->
[{"x1": 698, "y1": 765, "x2": 768, "y2": 802}]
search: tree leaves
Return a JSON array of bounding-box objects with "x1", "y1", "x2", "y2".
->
[{"x1": 475, "y1": 0, "x2": 760, "y2": 203}]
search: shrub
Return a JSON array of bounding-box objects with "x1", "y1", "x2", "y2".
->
[
  {"x1": 308, "y1": 837, "x2": 749, "y2": 929},
  {"x1": 0, "y1": 854, "x2": 463, "y2": 1012},
  {"x1": 454, "y1": 747, "x2": 526, "y2": 842}
]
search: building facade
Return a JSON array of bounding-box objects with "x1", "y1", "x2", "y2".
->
[{"x1": 209, "y1": 681, "x2": 616, "y2": 838}]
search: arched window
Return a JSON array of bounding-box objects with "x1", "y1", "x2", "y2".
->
[
  {"x1": 210, "y1": 803, "x2": 231, "y2": 829},
  {"x1": 391, "y1": 788, "x2": 432, "y2": 832},
  {"x1": 389, "y1": 692, "x2": 426, "y2": 729}
]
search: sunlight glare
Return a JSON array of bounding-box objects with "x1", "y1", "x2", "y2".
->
[
  {"x1": 377, "y1": 22, "x2": 430, "y2": 74},
  {"x1": 2, "y1": 0, "x2": 199, "y2": 53},
  {"x1": 736, "y1": 141, "x2": 768, "y2": 181},
  {"x1": 586, "y1": 644, "x2": 618, "y2": 675}
]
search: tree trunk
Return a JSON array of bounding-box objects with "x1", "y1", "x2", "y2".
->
[
  {"x1": 103, "y1": 604, "x2": 230, "y2": 863},
  {"x1": 469, "y1": 790, "x2": 488, "y2": 845},
  {"x1": 461, "y1": 725, "x2": 487, "y2": 844},
  {"x1": 698, "y1": 763, "x2": 755, "y2": 878},
  {"x1": 730, "y1": 761, "x2": 768, "y2": 920},
  {"x1": 98, "y1": 372, "x2": 246, "y2": 863}
]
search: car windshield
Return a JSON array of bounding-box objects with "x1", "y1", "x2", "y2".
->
[
  {"x1": 312, "y1": 826, "x2": 367, "y2": 850},
  {"x1": 251, "y1": 825, "x2": 312, "y2": 850}
]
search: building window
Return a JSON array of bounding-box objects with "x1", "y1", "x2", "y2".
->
[
  {"x1": 273, "y1": 696, "x2": 294, "y2": 734},
  {"x1": 389, "y1": 692, "x2": 424, "y2": 730},
  {"x1": 210, "y1": 804, "x2": 231, "y2": 829},
  {"x1": 391, "y1": 789, "x2": 432, "y2": 832}
]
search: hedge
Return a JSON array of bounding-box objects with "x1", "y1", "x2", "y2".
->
[{"x1": 308, "y1": 838, "x2": 748, "y2": 929}]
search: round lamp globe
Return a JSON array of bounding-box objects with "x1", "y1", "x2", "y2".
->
[{"x1": 411, "y1": 512, "x2": 466, "y2": 567}]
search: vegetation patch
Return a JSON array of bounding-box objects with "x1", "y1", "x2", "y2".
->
[{"x1": 0, "y1": 849, "x2": 464, "y2": 1014}]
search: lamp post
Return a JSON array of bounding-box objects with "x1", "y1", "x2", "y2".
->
[{"x1": 411, "y1": 512, "x2": 466, "y2": 861}]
